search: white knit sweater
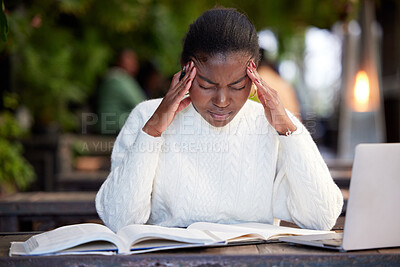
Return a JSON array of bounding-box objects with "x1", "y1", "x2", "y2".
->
[{"x1": 96, "y1": 99, "x2": 343, "y2": 232}]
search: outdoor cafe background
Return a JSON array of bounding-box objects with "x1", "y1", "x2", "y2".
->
[{"x1": 0, "y1": 0, "x2": 399, "y2": 211}]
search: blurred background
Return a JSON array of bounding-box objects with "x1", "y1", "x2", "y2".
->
[{"x1": 0, "y1": 0, "x2": 399, "y2": 207}]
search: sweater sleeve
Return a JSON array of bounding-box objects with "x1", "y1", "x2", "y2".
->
[
  {"x1": 272, "y1": 111, "x2": 343, "y2": 230},
  {"x1": 95, "y1": 102, "x2": 163, "y2": 232}
]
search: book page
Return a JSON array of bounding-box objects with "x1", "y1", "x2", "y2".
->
[
  {"x1": 231, "y1": 222, "x2": 333, "y2": 238},
  {"x1": 23, "y1": 223, "x2": 127, "y2": 255},
  {"x1": 117, "y1": 224, "x2": 217, "y2": 251},
  {"x1": 53, "y1": 241, "x2": 117, "y2": 255},
  {"x1": 129, "y1": 241, "x2": 226, "y2": 255},
  {"x1": 9, "y1": 242, "x2": 27, "y2": 256},
  {"x1": 198, "y1": 229, "x2": 266, "y2": 243},
  {"x1": 10, "y1": 241, "x2": 116, "y2": 256},
  {"x1": 188, "y1": 222, "x2": 332, "y2": 241}
]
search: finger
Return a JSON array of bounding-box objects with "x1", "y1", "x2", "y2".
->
[
  {"x1": 164, "y1": 65, "x2": 195, "y2": 107},
  {"x1": 256, "y1": 88, "x2": 275, "y2": 110},
  {"x1": 170, "y1": 61, "x2": 191, "y2": 89},
  {"x1": 248, "y1": 64, "x2": 280, "y2": 103},
  {"x1": 247, "y1": 61, "x2": 276, "y2": 96},
  {"x1": 171, "y1": 61, "x2": 193, "y2": 93},
  {"x1": 174, "y1": 62, "x2": 195, "y2": 92},
  {"x1": 257, "y1": 88, "x2": 268, "y2": 107},
  {"x1": 247, "y1": 67, "x2": 279, "y2": 110},
  {"x1": 256, "y1": 84, "x2": 278, "y2": 110},
  {"x1": 261, "y1": 82, "x2": 280, "y2": 107},
  {"x1": 248, "y1": 68, "x2": 273, "y2": 100},
  {"x1": 179, "y1": 61, "x2": 195, "y2": 86},
  {"x1": 247, "y1": 65, "x2": 268, "y2": 94},
  {"x1": 171, "y1": 71, "x2": 183, "y2": 88},
  {"x1": 254, "y1": 78, "x2": 272, "y2": 97},
  {"x1": 176, "y1": 66, "x2": 196, "y2": 98},
  {"x1": 179, "y1": 66, "x2": 187, "y2": 81},
  {"x1": 247, "y1": 66, "x2": 269, "y2": 95},
  {"x1": 246, "y1": 64, "x2": 258, "y2": 84}
]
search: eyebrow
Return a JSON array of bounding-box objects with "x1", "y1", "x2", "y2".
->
[{"x1": 197, "y1": 74, "x2": 247, "y2": 86}]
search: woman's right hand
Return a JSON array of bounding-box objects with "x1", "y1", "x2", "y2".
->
[{"x1": 142, "y1": 61, "x2": 196, "y2": 137}]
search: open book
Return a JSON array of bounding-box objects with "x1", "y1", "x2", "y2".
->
[{"x1": 10, "y1": 222, "x2": 332, "y2": 256}]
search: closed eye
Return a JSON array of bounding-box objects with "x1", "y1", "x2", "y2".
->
[
  {"x1": 199, "y1": 84, "x2": 216, "y2": 90},
  {"x1": 230, "y1": 85, "x2": 246, "y2": 90}
]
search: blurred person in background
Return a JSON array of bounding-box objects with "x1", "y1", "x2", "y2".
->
[
  {"x1": 137, "y1": 60, "x2": 168, "y2": 99},
  {"x1": 97, "y1": 49, "x2": 147, "y2": 134}
]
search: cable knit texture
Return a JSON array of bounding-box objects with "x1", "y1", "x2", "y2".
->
[{"x1": 96, "y1": 99, "x2": 343, "y2": 232}]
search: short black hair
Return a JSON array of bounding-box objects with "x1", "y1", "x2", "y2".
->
[{"x1": 181, "y1": 7, "x2": 259, "y2": 64}]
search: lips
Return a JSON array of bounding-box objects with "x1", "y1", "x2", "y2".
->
[{"x1": 208, "y1": 110, "x2": 233, "y2": 121}]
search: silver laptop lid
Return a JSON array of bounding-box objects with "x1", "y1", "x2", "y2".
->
[{"x1": 342, "y1": 143, "x2": 400, "y2": 251}]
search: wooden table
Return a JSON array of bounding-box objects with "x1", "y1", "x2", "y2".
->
[
  {"x1": 0, "y1": 192, "x2": 349, "y2": 232},
  {"x1": 0, "y1": 192, "x2": 99, "y2": 232},
  {"x1": 0, "y1": 232, "x2": 399, "y2": 266},
  {"x1": 0, "y1": 190, "x2": 350, "y2": 232},
  {"x1": 0, "y1": 215, "x2": 398, "y2": 266}
]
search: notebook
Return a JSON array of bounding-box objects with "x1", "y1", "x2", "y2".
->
[{"x1": 280, "y1": 143, "x2": 400, "y2": 251}]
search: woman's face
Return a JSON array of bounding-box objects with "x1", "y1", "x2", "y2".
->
[{"x1": 189, "y1": 52, "x2": 252, "y2": 127}]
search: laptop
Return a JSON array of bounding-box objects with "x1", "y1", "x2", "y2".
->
[{"x1": 280, "y1": 143, "x2": 400, "y2": 251}]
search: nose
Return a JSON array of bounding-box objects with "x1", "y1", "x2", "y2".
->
[{"x1": 212, "y1": 87, "x2": 231, "y2": 108}]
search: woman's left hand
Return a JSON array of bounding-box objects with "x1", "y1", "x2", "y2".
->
[{"x1": 247, "y1": 60, "x2": 297, "y2": 135}]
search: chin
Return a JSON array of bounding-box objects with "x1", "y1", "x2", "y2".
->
[
  {"x1": 207, "y1": 116, "x2": 233, "y2": 127},
  {"x1": 210, "y1": 121, "x2": 229, "y2": 127}
]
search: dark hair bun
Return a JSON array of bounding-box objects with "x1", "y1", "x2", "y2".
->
[{"x1": 181, "y1": 7, "x2": 259, "y2": 64}]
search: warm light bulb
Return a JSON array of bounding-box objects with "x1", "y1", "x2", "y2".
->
[{"x1": 353, "y1": 70, "x2": 370, "y2": 112}]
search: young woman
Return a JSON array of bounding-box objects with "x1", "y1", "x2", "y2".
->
[{"x1": 96, "y1": 8, "x2": 343, "y2": 233}]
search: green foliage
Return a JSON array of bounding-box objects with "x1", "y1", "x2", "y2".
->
[
  {"x1": 3, "y1": 0, "x2": 358, "y2": 132},
  {"x1": 0, "y1": 93, "x2": 35, "y2": 192},
  {"x1": 0, "y1": 109, "x2": 35, "y2": 192},
  {"x1": 7, "y1": 3, "x2": 112, "y2": 131},
  {"x1": 0, "y1": 0, "x2": 8, "y2": 42}
]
